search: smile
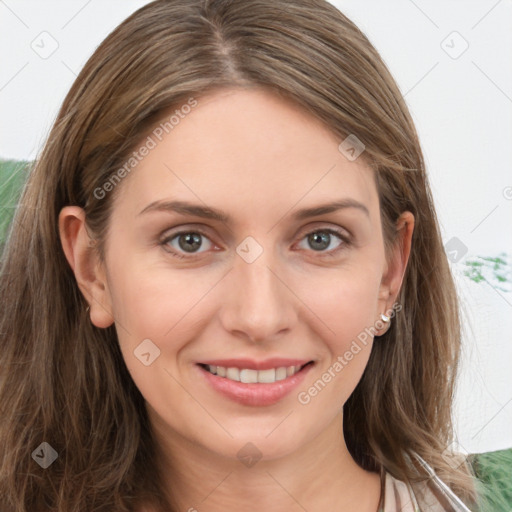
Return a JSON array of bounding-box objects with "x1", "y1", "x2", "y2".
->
[
  {"x1": 200, "y1": 364, "x2": 307, "y2": 384},
  {"x1": 196, "y1": 360, "x2": 315, "y2": 406}
]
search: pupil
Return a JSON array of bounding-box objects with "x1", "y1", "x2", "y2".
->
[
  {"x1": 309, "y1": 232, "x2": 329, "y2": 250},
  {"x1": 179, "y1": 233, "x2": 201, "y2": 252}
]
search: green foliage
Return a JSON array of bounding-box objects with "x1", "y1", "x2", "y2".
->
[
  {"x1": 471, "y1": 448, "x2": 512, "y2": 512},
  {"x1": 0, "y1": 159, "x2": 31, "y2": 255},
  {"x1": 463, "y1": 254, "x2": 511, "y2": 292}
]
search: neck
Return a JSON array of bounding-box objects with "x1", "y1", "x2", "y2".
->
[{"x1": 150, "y1": 411, "x2": 382, "y2": 512}]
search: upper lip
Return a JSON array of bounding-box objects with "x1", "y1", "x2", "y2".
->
[{"x1": 197, "y1": 358, "x2": 313, "y2": 370}]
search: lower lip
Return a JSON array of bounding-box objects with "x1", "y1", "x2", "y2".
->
[{"x1": 197, "y1": 363, "x2": 313, "y2": 407}]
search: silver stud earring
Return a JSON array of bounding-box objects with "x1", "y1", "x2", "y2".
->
[{"x1": 376, "y1": 313, "x2": 391, "y2": 336}]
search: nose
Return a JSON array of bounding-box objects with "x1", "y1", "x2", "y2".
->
[{"x1": 219, "y1": 245, "x2": 297, "y2": 344}]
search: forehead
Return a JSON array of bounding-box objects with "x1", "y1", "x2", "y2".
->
[{"x1": 112, "y1": 87, "x2": 379, "y2": 226}]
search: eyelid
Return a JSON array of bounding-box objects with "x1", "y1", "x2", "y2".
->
[
  {"x1": 296, "y1": 221, "x2": 352, "y2": 240},
  {"x1": 159, "y1": 222, "x2": 352, "y2": 259},
  {"x1": 159, "y1": 226, "x2": 218, "y2": 256},
  {"x1": 293, "y1": 226, "x2": 352, "y2": 255}
]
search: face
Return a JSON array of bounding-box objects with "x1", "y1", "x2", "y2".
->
[{"x1": 72, "y1": 87, "x2": 411, "y2": 465}]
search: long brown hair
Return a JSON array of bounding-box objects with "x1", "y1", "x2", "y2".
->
[{"x1": 0, "y1": 0, "x2": 479, "y2": 510}]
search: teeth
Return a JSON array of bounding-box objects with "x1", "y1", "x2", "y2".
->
[
  {"x1": 258, "y1": 368, "x2": 276, "y2": 383},
  {"x1": 275, "y1": 367, "x2": 287, "y2": 381},
  {"x1": 226, "y1": 367, "x2": 240, "y2": 381},
  {"x1": 204, "y1": 364, "x2": 306, "y2": 383},
  {"x1": 240, "y1": 369, "x2": 258, "y2": 383}
]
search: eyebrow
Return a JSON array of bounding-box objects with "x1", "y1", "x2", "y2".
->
[{"x1": 138, "y1": 198, "x2": 370, "y2": 222}]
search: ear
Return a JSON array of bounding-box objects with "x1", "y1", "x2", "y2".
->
[
  {"x1": 58, "y1": 206, "x2": 115, "y2": 328},
  {"x1": 377, "y1": 211, "x2": 415, "y2": 309}
]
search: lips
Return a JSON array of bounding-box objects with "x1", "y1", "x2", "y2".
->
[{"x1": 196, "y1": 358, "x2": 314, "y2": 406}]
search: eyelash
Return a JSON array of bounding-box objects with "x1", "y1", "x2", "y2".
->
[{"x1": 159, "y1": 227, "x2": 352, "y2": 260}]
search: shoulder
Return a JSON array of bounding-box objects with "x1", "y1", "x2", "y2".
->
[
  {"x1": 381, "y1": 470, "x2": 469, "y2": 512},
  {"x1": 381, "y1": 471, "x2": 421, "y2": 511}
]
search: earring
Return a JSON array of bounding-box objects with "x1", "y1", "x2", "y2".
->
[{"x1": 376, "y1": 313, "x2": 391, "y2": 336}]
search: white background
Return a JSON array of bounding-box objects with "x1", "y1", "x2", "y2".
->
[{"x1": 1, "y1": 0, "x2": 511, "y2": 454}]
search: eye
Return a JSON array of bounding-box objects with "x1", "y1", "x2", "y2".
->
[
  {"x1": 296, "y1": 228, "x2": 351, "y2": 256},
  {"x1": 160, "y1": 226, "x2": 351, "y2": 260},
  {"x1": 160, "y1": 229, "x2": 215, "y2": 259}
]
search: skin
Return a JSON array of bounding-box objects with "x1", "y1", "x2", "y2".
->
[{"x1": 59, "y1": 86, "x2": 414, "y2": 512}]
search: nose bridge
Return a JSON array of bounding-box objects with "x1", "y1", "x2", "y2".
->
[{"x1": 220, "y1": 235, "x2": 295, "y2": 341}]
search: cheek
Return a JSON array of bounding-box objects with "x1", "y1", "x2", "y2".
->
[
  {"x1": 106, "y1": 253, "x2": 222, "y2": 391},
  {"x1": 300, "y1": 260, "x2": 382, "y2": 352},
  {"x1": 107, "y1": 254, "x2": 213, "y2": 339},
  {"x1": 106, "y1": 257, "x2": 214, "y2": 425},
  {"x1": 296, "y1": 260, "x2": 382, "y2": 400}
]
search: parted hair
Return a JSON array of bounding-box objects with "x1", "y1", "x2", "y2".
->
[{"x1": 0, "y1": 0, "x2": 478, "y2": 510}]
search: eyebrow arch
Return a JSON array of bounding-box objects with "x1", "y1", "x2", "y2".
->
[
  {"x1": 292, "y1": 199, "x2": 370, "y2": 220},
  {"x1": 137, "y1": 198, "x2": 370, "y2": 222}
]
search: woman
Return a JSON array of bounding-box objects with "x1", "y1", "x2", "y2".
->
[{"x1": 0, "y1": 0, "x2": 480, "y2": 510}]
